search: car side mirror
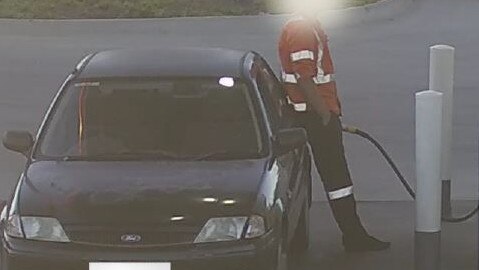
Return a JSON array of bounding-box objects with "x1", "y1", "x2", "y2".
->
[
  {"x1": 275, "y1": 128, "x2": 308, "y2": 154},
  {"x1": 2, "y1": 130, "x2": 34, "y2": 156}
]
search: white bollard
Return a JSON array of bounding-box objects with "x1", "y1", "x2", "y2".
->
[
  {"x1": 429, "y1": 45, "x2": 455, "y2": 216},
  {"x1": 415, "y1": 90, "x2": 443, "y2": 233}
]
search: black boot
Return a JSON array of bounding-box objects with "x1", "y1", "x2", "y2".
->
[{"x1": 328, "y1": 195, "x2": 391, "y2": 253}]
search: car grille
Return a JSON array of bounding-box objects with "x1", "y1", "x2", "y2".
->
[{"x1": 65, "y1": 226, "x2": 198, "y2": 247}]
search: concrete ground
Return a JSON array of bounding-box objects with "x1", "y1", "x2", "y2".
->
[
  {"x1": 303, "y1": 201, "x2": 478, "y2": 270},
  {"x1": 0, "y1": 0, "x2": 478, "y2": 269}
]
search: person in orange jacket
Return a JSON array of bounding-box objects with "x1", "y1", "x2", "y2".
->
[{"x1": 278, "y1": 0, "x2": 390, "y2": 252}]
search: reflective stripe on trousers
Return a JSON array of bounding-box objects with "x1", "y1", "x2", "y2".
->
[{"x1": 328, "y1": 185, "x2": 354, "y2": 200}]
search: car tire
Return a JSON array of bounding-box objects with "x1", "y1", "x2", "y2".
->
[
  {"x1": 1, "y1": 246, "x2": 21, "y2": 270},
  {"x1": 267, "y1": 218, "x2": 289, "y2": 270},
  {"x1": 274, "y1": 240, "x2": 289, "y2": 270},
  {"x1": 1, "y1": 244, "x2": 9, "y2": 270},
  {"x1": 291, "y1": 199, "x2": 310, "y2": 254}
]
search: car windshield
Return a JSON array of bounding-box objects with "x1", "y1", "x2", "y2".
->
[{"x1": 35, "y1": 77, "x2": 265, "y2": 161}]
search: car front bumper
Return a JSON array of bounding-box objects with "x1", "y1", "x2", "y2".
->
[{"x1": 3, "y1": 231, "x2": 277, "y2": 270}]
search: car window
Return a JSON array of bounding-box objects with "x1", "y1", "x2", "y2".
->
[
  {"x1": 36, "y1": 77, "x2": 266, "y2": 160},
  {"x1": 255, "y1": 61, "x2": 288, "y2": 131}
]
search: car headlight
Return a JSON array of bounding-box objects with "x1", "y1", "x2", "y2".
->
[
  {"x1": 5, "y1": 214, "x2": 24, "y2": 238},
  {"x1": 5, "y1": 215, "x2": 70, "y2": 243},
  {"x1": 244, "y1": 215, "x2": 266, "y2": 239},
  {"x1": 194, "y1": 215, "x2": 266, "y2": 243}
]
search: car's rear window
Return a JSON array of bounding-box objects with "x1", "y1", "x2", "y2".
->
[{"x1": 35, "y1": 77, "x2": 266, "y2": 161}]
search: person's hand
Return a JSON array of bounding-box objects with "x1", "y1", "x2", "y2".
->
[{"x1": 320, "y1": 109, "x2": 331, "y2": 126}]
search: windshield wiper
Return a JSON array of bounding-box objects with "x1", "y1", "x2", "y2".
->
[
  {"x1": 61, "y1": 150, "x2": 182, "y2": 161},
  {"x1": 190, "y1": 151, "x2": 259, "y2": 161}
]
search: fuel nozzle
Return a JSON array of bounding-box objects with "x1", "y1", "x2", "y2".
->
[{"x1": 342, "y1": 125, "x2": 359, "y2": 134}]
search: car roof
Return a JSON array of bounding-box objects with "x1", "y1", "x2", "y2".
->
[{"x1": 76, "y1": 48, "x2": 251, "y2": 80}]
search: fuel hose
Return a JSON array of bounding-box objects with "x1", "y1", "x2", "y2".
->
[{"x1": 342, "y1": 125, "x2": 479, "y2": 223}]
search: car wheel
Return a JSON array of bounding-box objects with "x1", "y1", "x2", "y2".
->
[
  {"x1": 0, "y1": 244, "x2": 19, "y2": 270},
  {"x1": 274, "y1": 240, "x2": 289, "y2": 270},
  {"x1": 1, "y1": 244, "x2": 9, "y2": 270},
  {"x1": 291, "y1": 199, "x2": 310, "y2": 254}
]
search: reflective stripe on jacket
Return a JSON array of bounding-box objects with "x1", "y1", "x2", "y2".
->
[{"x1": 278, "y1": 17, "x2": 341, "y2": 115}]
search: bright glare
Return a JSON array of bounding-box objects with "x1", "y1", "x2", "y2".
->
[
  {"x1": 271, "y1": 0, "x2": 346, "y2": 28},
  {"x1": 222, "y1": 199, "x2": 237, "y2": 205},
  {"x1": 202, "y1": 197, "x2": 219, "y2": 203},
  {"x1": 170, "y1": 216, "x2": 185, "y2": 221},
  {"x1": 282, "y1": 0, "x2": 340, "y2": 14},
  {"x1": 219, "y1": 77, "x2": 235, "y2": 88}
]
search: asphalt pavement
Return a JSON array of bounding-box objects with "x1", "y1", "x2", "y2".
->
[
  {"x1": 0, "y1": 0, "x2": 477, "y2": 269},
  {"x1": 302, "y1": 201, "x2": 477, "y2": 270},
  {"x1": 1, "y1": 0, "x2": 479, "y2": 202}
]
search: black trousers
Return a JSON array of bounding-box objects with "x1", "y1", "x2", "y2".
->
[{"x1": 296, "y1": 111, "x2": 368, "y2": 238}]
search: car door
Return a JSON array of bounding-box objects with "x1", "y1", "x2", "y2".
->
[{"x1": 254, "y1": 57, "x2": 305, "y2": 243}]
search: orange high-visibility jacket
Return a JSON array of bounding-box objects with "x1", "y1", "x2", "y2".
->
[{"x1": 278, "y1": 17, "x2": 341, "y2": 115}]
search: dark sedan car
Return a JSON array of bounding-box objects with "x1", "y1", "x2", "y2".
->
[{"x1": 0, "y1": 48, "x2": 312, "y2": 270}]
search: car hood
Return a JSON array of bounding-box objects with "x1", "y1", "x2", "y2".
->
[{"x1": 19, "y1": 160, "x2": 268, "y2": 228}]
